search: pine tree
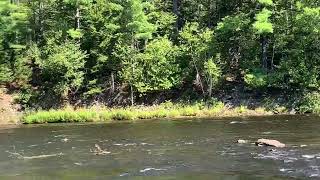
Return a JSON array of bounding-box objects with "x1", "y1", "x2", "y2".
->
[{"x1": 121, "y1": 0, "x2": 156, "y2": 106}]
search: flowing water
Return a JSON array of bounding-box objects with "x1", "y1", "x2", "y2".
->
[{"x1": 1, "y1": 115, "x2": 320, "y2": 179}]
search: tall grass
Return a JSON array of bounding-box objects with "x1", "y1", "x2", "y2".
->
[{"x1": 22, "y1": 100, "x2": 271, "y2": 124}]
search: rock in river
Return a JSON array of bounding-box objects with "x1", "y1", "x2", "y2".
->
[
  {"x1": 255, "y1": 139, "x2": 285, "y2": 148},
  {"x1": 237, "y1": 139, "x2": 249, "y2": 144}
]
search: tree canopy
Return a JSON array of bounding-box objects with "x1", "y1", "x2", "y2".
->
[{"x1": 0, "y1": 0, "x2": 319, "y2": 108}]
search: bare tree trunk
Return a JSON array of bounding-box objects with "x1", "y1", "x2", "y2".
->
[
  {"x1": 38, "y1": 1, "x2": 44, "y2": 42},
  {"x1": 261, "y1": 36, "x2": 269, "y2": 70},
  {"x1": 173, "y1": 0, "x2": 181, "y2": 31},
  {"x1": 192, "y1": 54, "x2": 205, "y2": 95},
  {"x1": 271, "y1": 43, "x2": 275, "y2": 70},
  {"x1": 110, "y1": 72, "x2": 115, "y2": 94},
  {"x1": 207, "y1": 0, "x2": 213, "y2": 27},
  {"x1": 75, "y1": 7, "x2": 80, "y2": 29},
  {"x1": 130, "y1": 84, "x2": 134, "y2": 106},
  {"x1": 208, "y1": 78, "x2": 213, "y2": 97}
]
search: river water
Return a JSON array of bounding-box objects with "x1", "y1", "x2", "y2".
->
[{"x1": 0, "y1": 115, "x2": 320, "y2": 179}]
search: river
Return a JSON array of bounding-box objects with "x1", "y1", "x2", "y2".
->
[{"x1": 0, "y1": 115, "x2": 320, "y2": 179}]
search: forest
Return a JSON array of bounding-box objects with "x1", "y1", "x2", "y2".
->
[{"x1": 0, "y1": 0, "x2": 319, "y2": 113}]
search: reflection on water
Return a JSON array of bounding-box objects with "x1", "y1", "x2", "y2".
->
[{"x1": 0, "y1": 115, "x2": 320, "y2": 179}]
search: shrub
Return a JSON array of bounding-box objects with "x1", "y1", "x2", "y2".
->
[
  {"x1": 210, "y1": 102, "x2": 225, "y2": 113},
  {"x1": 180, "y1": 107, "x2": 198, "y2": 116},
  {"x1": 244, "y1": 70, "x2": 268, "y2": 89},
  {"x1": 166, "y1": 109, "x2": 180, "y2": 118},
  {"x1": 99, "y1": 111, "x2": 113, "y2": 121},
  {"x1": 299, "y1": 92, "x2": 320, "y2": 114},
  {"x1": 235, "y1": 105, "x2": 248, "y2": 114},
  {"x1": 160, "y1": 101, "x2": 175, "y2": 109},
  {"x1": 111, "y1": 110, "x2": 136, "y2": 120}
]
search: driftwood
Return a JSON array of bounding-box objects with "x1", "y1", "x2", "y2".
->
[
  {"x1": 7, "y1": 151, "x2": 63, "y2": 160},
  {"x1": 90, "y1": 144, "x2": 111, "y2": 155}
]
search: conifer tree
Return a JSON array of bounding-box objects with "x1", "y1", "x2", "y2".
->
[{"x1": 121, "y1": 0, "x2": 156, "y2": 106}]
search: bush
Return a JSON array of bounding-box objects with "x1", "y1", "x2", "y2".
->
[
  {"x1": 159, "y1": 101, "x2": 175, "y2": 109},
  {"x1": 299, "y1": 92, "x2": 320, "y2": 114},
  {"x1": 180, "y1": 107, "x2": 198, "y2": 116},
  {"x1": 235, "y1": 105, "x2": 248, "y2": 114},
  {"x1": 244, "y1": 70, "x2": 268, "y2": 89},
  {"x1": 166, "y1": 109, "x2": 180, "y2": 118},
  {"x1": 111, "y1": 109, "x2": 136, "y2": 120}
]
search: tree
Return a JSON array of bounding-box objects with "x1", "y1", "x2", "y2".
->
[
  {"x1": 120, "y1": 0, "x2": 156, "y2": 106},
  {"x1": 0, "y1": 0, "x2": 29, "y2": 84},
  {"x1": 204, "y1": 55, "x2": 221, "y2": 97},
  {"x1": 63, "y1": 0, "x2": 93, "y2": 30},
  {"x1": 131, "y1": 37, "x2": 181, "y2": 93},
  {"x1": 253, "y1": 0, "x2": 274, "y2": 70},
  {"x1": 36, "y1": 40, "x2": 87, "y2": 104},
  {"x1": 81, "y1": 0, "x2": 123, "y2": 98},
  {"x1": 180, "y1": 22, "x2": 220, "y2": 96},
  {"x1": 215, "y1": 13, "x2": 257, "y2": 73}
]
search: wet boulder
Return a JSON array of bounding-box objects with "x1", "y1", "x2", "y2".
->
[{"x1": 255, "y1": 139, "x2": 285, "y2": 148}]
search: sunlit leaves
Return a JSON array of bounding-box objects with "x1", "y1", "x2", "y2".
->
[
  {"x1": 204, "y1": 57, "x2": 221, "y2": 87},
  {"x1": 126, "y1": 0, "x2": 156, "y2": 40},
  {"x1": 258, "y1": 0, "x2": 273, "y2": 6},
  {"x1": 133, "y1": 37, "x2": 181, "y2": 93},
  {"x1": 253, "y1": 8, "x2": 274, "y2": 34}
]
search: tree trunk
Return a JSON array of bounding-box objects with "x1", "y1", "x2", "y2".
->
[
  {"x1": 207, "y1": 0, "x2": 213, "y2": 27},
  {"x1": 271, "y1": 43, "x2": 275, "y2": 70},
  {"x1": 75, "y1": 7, "x2": 80, "y2": 29},
  {"x1": 38, "y1": 1, "x2": 44, "y2": 42},
  {"x1": 261, "y1": 35, "x2": 269, "y2": 70},
  {"x1": 173, "y1": 0, "x2": 181, "y2": 31},
  {"x1": 192, "y1": 54, "x2": 205, "y2": 95},
  {"x1": 110, "y1": 71, "x2": 115, "y2": 94},
  {"x1": 130, "y1": 84, "x2": 134, "y2": 106},
  {"x1": 208, "y1": 78, "x2": 213, "y2": 97}
]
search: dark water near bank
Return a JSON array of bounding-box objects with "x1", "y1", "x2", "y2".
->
[{"x1": 1, "y1": 116, "x2": 320, "y2": 179}]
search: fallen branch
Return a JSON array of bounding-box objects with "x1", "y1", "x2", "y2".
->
[{"x1": 7, "y1": 151, "x2": 64, "y2": 160}]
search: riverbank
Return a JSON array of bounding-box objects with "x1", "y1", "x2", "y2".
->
[
  {"x1": 22, "y1": 101, "x2": 281, "y2": 124},
  {"x1": 0, "y1": 86, "x2": 315, "y2": 125},
  {"x1": 0, "y1": 88, "x2": 21, "y2": 124}
]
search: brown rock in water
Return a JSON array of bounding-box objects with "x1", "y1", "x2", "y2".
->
[{"x1": 255, "y1": 139, "x2": 285, "y2": 148}]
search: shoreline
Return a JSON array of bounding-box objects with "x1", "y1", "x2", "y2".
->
[
  {"x1": 21, "y1": 104, "x2": 300, "y2": 124},
  {"x1": 0, "y1": 114, "x2": 315, "y2": 127}
]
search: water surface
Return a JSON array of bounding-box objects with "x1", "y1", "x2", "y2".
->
[{"x1": 0, "y1": 115, "x2": 320, "y2": 179}]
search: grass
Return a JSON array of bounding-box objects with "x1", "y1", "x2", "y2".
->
[{"x1": 22, "y1": 101, "x2": 275, "y2": 124}]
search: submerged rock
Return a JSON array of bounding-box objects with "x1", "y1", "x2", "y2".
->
[
  {"x1": 255, "y1": 139, "x2": 285, "y2": 148},
  {"x1": 237, "y1": 139, "x2": 249, "y2": 144}
]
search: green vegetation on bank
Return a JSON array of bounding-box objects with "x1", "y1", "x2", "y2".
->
[
  {"x1": 24, "y1": 101, "x2": 273, "y2": 124},
  {"x1": 22, "y1": 91, "x2": 320, "y2": 124},
  {"x1": 0, "y1": 0, "x2": 320, "y2": 114}
]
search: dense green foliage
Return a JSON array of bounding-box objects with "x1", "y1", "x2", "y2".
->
[{"x1": 0, "y1": 0, "x2": 319, "y2": 110}]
